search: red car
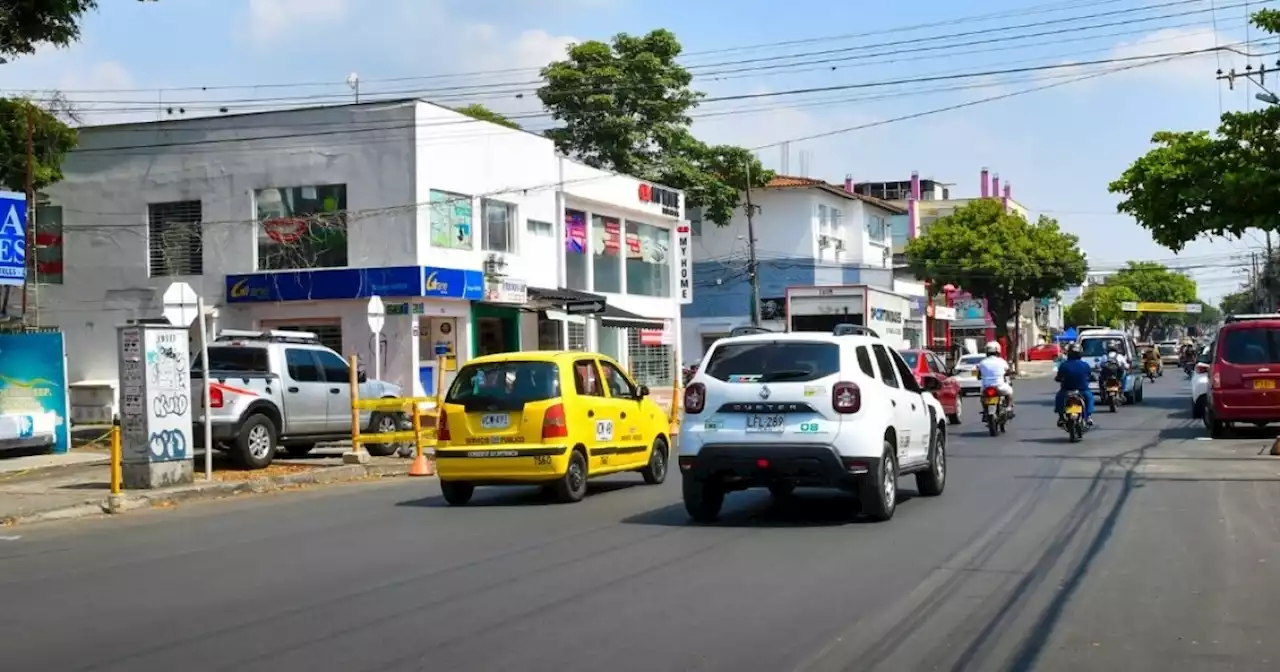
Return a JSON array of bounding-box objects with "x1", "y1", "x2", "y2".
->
[
  {"x1": 900, "y1": 349, "x2": 963, "y2": 425},
  {"x1": 1205, "y1": 314, "x2": 1280, "y2": 437},
  {"x1": 1026, "y1": 343, "x2": 1062, "y2": 361}
]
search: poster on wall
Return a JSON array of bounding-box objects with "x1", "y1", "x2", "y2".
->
[
  {"x1": 626, "y1": 230, "x2": 642, "y2": 259},
  {"x1": 592, "y1": 216, "x2": 621, "y2": 256},
  {"x1": 429, "y1": 191, "x2": 473, "y2": 249},
  {"x1": 0, "y1": 331, "x2": 70, "y2": 453}
]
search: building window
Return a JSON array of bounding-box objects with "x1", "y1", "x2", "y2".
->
[
  {"x1": 831, "y1": 207, "x2": 844, "y2": 247},
  {"x1": 688, "y1": 206, "x2": 703, "y2": 236},
  {"x1": 481, "y1": 199, "x2": 516, "y2": 253},
  {"x1": 428, "y1": 189, "x2": 473, "y2": 250},
  {"x1": 255, "y1": 184, "x2": 347, "y2": 271},
  {"x1": 567, "y1": 321, "x2": 586, "y2": 351},
  {"x1": 626, "y1": 329, "x2": 673, "y2": 388},
  {"x1": 565, "y1": 209, "x2": 588, "y2": 291},
  {"x1": 148, "y1": 200, "x2": 203, "y2": 277},
  {"x1": 625, "y1": 220, "x2": 670, "y2": 297},
  {"x1": 591, "y1": 214, "x2": 621, "y2": 293},
  {"x1": 34, "y1": 205, "x2": 63, "y2": 284},
  {"x1": 527, "y1": 219, "x2": 553, "y2": 238},
  {"x1": 866, "y1": 212, "x2": 888, "y2": 244}
]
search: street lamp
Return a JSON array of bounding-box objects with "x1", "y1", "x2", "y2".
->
[{"x1": 1257, "y1": 92, "x2": 1280, "y2": 105}]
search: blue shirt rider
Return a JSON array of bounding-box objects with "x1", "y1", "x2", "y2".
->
[{"x1": 1055, "y1": 343, "x2": 1095, "y2": 426}]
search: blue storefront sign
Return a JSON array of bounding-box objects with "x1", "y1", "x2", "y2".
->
[
  {"x1": 0, "y1": 331, "x2": 70, "y2": 453},
  {"x1": 0, "y1": 191, "x2": 28, "y2": 287},
  {"x1": 226, "y1": 265, "x2": 485, "y2": 303}
]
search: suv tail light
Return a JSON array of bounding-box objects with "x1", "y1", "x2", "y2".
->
[
  {"x1": 832, "y1": 381, "x2": 860, "y2": 413},
  {"x1": 437, "y1": 409, "x2": 451, "y2": 441},
  {"x1": 209, "y1": 385, "x2": 224, "y2": 408},
  {"x1": 684, "y1": 383, "x2": 706, "y2": 414},
  {"x1": 542, "y1": 403, "x2": 568, "y2": 440}
]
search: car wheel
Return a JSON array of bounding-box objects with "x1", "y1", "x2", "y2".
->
[
  {"x1": 365, "y1": 412, "x2": 406, "y2": 457},
  {"x1": 683, "y1": 476, "x2": 725, "y2": 522},
  {"x1": 1205, "y1": 407, "x2": 1231, "y2": 439},
  {"x1": 1192, "y1": 396, "x2": 1206, "y2": 419},
  {"x1": 440, "y1": 481, "x2": 474, "y2": 506},
  {"x1": 552, "y1": 449, "x2": 589, "y2": 503},
  {"x1": 234, "y1": 414, "x2": 277, "y2": 469},
  {"x1": 860, "y1": 440, "x2": 897, "y2": 522},
  {"x1": 640, "y1": 437, "x2": 668, "y2": 485},
  {"x1": 916, "y1": 425, "x2": 946, "y2": 497}
]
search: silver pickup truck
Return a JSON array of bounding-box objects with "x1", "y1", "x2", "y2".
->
[{"x1": 191, "y1": 329, "x2": 404, "y2": 468}]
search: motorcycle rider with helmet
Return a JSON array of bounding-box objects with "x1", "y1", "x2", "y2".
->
[
  {"x1": 1099, "y1": 341, "x2": 1129, "y2": 393},
  {"x1": 977, "y1": 340, "x2": 1015, "y2": 415},
  {"x1": 1056, "y1": 343, "x2": 1095, "y2": 426}
]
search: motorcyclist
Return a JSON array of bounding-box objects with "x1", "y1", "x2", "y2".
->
[
  {"x1": 1056, "y1": 343, "x2": 1095, "y2": 427},
  {"x1": 977, "y1": 340, "x2": 1015, "y2": 414},
  {"x1": 1142, "y1": 345, "x2": 1161, "y2": 376}
]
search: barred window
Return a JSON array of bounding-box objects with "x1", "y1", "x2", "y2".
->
[{"x1": 148, "y1": 200, "x2": 203, "y2": 277}]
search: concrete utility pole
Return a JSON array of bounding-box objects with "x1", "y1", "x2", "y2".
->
[
  {"x1": 21, "y1": 105, "x2": 34, "y2": 321},
  {"x1": 744, "y1": 161, "x2": 761, "y2": 327}
]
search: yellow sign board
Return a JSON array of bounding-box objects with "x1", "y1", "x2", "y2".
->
[{"x1": 1120, "y1": 302, "x2": 1201, "y2": 314}]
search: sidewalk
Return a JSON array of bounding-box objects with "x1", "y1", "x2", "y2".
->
[{"x1": 0, "y1": 441, "x2": 416, "y2": 526}]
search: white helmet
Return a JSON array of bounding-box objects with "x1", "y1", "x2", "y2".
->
[{"x1": 985, "y1": 341, "x2": 1001, "y2": 355}]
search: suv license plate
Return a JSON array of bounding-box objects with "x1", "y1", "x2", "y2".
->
[
  {"x1": 1255, "y1": 379, "x2": 1276, "y2": 390},
  {"x1": 745, "y1": 414, "x2": 785, "y2": 432}
]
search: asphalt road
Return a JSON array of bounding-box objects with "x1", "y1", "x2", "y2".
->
[{"x1": 3, "y1": 376, "x2": 1280, "y2": 671}]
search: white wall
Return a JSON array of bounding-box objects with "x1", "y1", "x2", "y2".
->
[{"x1": 39, "y1": 101, "x2": 420, "y2": 383}]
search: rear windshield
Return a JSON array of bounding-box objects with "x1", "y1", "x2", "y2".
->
[
  {"x1": 704, "y1": 341, "x2": 840, "y2": 383},
  {"x1": 191, "y1": 346, "x2": 270, "y2": 374},
  {"x1": 959, "y1": 355, "x2": 984, "y2": 365},
  {"x1": 1079, "y1": 338, "x2": 1121, "y2": 358},
  {"x1": 447, "y1": 361, "x2": 561, "y2": 405},
  {"x1": 899, "y1": 351, "x2": 920, "y2": 368},
  {"x1": 1222, "y1": 327, "x2": 1280, "y2": 365},
  {"x1": 1158, "y1": 345, "x2": 1177, "y2": 356}
]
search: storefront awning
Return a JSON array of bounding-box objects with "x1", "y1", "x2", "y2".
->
[
  {"x1": 527, "y1": 286, "x2": 606, "y2": 315},
  {"x1": 600, "y1": 305, "x2": 665, "y2": 329}
]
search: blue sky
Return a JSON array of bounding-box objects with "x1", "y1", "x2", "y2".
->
[{"x1": 4, "y1": 0, "x2": 1274, "y2": 302}]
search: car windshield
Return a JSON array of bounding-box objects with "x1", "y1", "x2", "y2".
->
[
  {"x1": 899, "y1": 351, "x2": 920, "y2": 368},
  {"x1": 703, "y1": 341, "x2": 840, "y2": 383},
  {"x1": 1079, "y1": 338, "x2": 1117, "y2": 358},
  {"x1": 447, "y1": 361, "x2": 561, "y2": 404}
]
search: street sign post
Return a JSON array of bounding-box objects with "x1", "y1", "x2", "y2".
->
[
  {"x1": 368, "y1": 295, "x2": 385, "y2": 381},
  {"x1": 564, "y1": 299, "x2": 605, "y2": 315},
  {"x1": 163, "y1": 281, "x2": 213, "y2": 481}
]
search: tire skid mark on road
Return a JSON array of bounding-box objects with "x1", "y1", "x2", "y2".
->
[
  {"x1": 788, "y1": 453, "x2": 1065, "y2": 672},
  {"x1": 78, "y1": 514, "x2": 677, "y2": 672}
]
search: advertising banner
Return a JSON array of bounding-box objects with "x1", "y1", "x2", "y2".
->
[{"x1": 0, "y1": 331, "x2": 70, "y2": 453}]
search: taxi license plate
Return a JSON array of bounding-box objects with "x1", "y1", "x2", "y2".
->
[
  {"x1": 1254, "y1": 379, "x2": 1276, "y2": 390},
  {"x1": 1065, "y1": 404, "x2": 1083, "y2": 414},
  {"x1": 746, "y1": 414, "x2": 785, "y2": 432},
  {"x1": 983, "y1": 397, "x2": 999, "y2": 406},
  {"x1": 480, "y1": 413, "x2": 510, "y2": 430}
]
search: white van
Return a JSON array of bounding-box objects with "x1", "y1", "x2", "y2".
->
[{"x1": 1076, "y1": 329, "x2": 1145, "y2": 403}]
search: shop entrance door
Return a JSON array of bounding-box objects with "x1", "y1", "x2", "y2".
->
[
  {"x1": 477, "y1": 318, "x2": 506, "y2": 356},
  {"x1": 472, "y1": 304, "x2": 522, "y2": 357}
]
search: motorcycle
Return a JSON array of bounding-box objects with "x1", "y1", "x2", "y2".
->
[
  {"x1": 980, "y1": 385, "x2": 1010, "y2": 437},
  {"x1": 1099, "y1": 377, "x2": 1123, "y2": 412},
  {"x1": 1062, "y1": 391, "x2": 1088, "y2": 442},
  {"x1": 1144, "y1": 361, "x2": 1158, "y2": 382}
]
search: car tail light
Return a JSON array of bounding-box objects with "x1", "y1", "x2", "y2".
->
[
  {"x1": 209, "y1": 386, "x2": 224, "y2": 408},
  {"x1": 983, "y1": 386, "x2": 999, "y2": 398},
  {"x1": 1212, "y1": 365, "x2": 1223, "y2": 389},
  {"x1": 832, "y1": 381, "x2": 860, "y2": 413},
  {"x1": 542, "y1": 403, "x2": 568, "y2": 440},
  {"x1": 437, "y1": 409, "x2": 451, "y2": 441},
  {"x1": 1195, "y1": 363, "x2": 1209, "y2": 374},
  {"x1": 684, "y1": 383, "x2": 706, "y2": 415}
]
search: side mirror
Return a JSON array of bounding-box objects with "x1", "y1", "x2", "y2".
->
[
  {"x1": 637, "y1": 385, "x2": 650, "y2": 398},
  {"x1": 922, "y1": 376, "x2": 942, "y2": 392},
  {"x1": 358, "y1": 371, "x2": 368, "y2": 383}
]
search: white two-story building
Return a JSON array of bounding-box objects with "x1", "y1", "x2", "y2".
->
[
  {"x1": 32, "y1": 99, "x2": 690, "y2": 420},
  {"x1": 682, "y1": 175, "x2": 913, "y2": 359}
]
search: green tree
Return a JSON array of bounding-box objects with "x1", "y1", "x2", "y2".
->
[
  {"x1": 1106, "y1": 261, "x2": 1198, "y2": 339},
  {"x1": 0, "y1": 97, "x2": 78, "y2": 193},
  {"x1": 537, "y1": 29, "x2": 773, "y2": 227},
  {"x1": 905, "y1": 199, "x2": 1088, "y2": 358},
  {"x1": 1, "y1": 0, "x2": 98, "y2": 64},
  {"x1": 453, "y1": 103, "x2": 521, "y2": 130},
  {"x1": 1220, "y1": 287, "x2": 1257, "y2": 315},
  {"x1": 1109, "y1": 9, "x2": 1280, "y2": 251},
  {"x1": 1183, "y1": 300, "x2": 1221, "y2": 334},
  {"x1": 1064, "y1": 284, "x2": 1139, "y2": 328}
]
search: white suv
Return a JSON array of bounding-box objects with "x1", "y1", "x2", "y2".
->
[{"x1": 677, "y1": 325, "x2": 948, "y2": 523}]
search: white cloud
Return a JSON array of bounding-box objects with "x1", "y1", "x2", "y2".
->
[
  {"x1": 245, "y1": 0, "x2": 349, "y2": 46},
  {"x1": 1039, "y1": 27, "x2": 1243, "y2": 90}
]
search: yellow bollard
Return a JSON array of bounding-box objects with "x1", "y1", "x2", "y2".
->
[
  {"x1": 348, "y1": 354, "x2": 360, "y2": 448},
  {"x1": 110, "y1": 425, "x2": 122, "y2": 495}
]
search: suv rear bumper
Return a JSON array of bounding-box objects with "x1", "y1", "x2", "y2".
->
[{"x1": 678, "y1": 443, "x2": 878, "y2": 490}]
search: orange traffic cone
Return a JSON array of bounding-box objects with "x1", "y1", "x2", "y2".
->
[{"x1": 409, "y1": 452, "x2": 435, "y2": 477}]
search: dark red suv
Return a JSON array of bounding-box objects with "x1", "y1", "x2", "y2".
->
[{"x1": 1205, "y1": 314, "x2": 1280, "y2": 437}]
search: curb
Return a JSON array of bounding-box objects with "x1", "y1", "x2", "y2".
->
[{"x1": 2, "y1": 461, "x2": 418, "y2": 527}]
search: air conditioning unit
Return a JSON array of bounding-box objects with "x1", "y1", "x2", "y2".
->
[
  {"x1": 818, "y1": 234, "x2": 832, "y2": 249},
  {"x1": 834, "y1": 239, "x2": 847, "y2": 252}
]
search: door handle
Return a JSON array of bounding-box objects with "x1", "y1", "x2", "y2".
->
[
  {"x1": 329, "y1": 388, "x2": 341, "y2": 394},
  {"x1": 587, "y1": 410, "x2": 595, "y2": 418},
  {"x1": 288, "y1": 386, "x2": 299, "y2": 393}
]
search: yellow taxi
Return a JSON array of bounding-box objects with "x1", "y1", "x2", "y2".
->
[{"x1": 434, "y1": 350, "x2": 673, "y2": 505}]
